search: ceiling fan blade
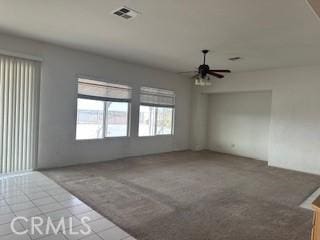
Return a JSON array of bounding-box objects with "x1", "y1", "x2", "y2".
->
[
  {"x1": 210, "y1": 69, "x2": 231, "y2": 73},
  {"x1": 208, "y1": 71, "x2": 224, "y2": 78}
]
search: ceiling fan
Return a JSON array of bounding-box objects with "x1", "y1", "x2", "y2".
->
[{"x1": 181, "y1": 50, "x2": 231, "y2": 86}]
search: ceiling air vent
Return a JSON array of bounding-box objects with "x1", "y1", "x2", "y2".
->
[{"x1": 112, "y1": 6, "x2": 139, "y2": 20}]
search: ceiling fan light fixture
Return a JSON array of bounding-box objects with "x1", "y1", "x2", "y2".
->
[
  {"x1": 190, "y1": 50, "x2": 231, "y2": 86},
  {"x1": 194, "y1": 75, "x2": 211, "y2": 86},
  {"x1": 194, "y1": 77, "x2": 202, "y2": 86}
]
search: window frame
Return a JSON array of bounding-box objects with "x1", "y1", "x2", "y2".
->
[
  {"x1": 75, "y1": 77, "x2": 132, "y2": 141},
  {"x1": 104, "y1": 100, "x2": 131, "y2": 138},
  {"x1": 138, "y1": 104, "x2": 175, "y2": 137},
  {"x1": 155, "y1": 105, "x2": 175, "y2": 136},
  {"x1": 138, "y1": 86, "x2": 176, "y2": 137}
]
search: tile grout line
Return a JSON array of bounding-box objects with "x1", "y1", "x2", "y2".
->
[{"x1": 0, "y1": 172, "x2": 135, "y2": 240}]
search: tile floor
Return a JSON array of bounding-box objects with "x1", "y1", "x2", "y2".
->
[{"x1": 0, "y1": 171, "x2": 137, "y2": 240}]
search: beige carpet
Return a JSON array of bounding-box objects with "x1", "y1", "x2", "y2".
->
[{"x1": 42, "y1": 151, "x2": 320, "y2": 240}]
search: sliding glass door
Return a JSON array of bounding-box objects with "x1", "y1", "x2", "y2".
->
[{"x1": 0, "y1": 54, "x2": 40, "y2": 173}]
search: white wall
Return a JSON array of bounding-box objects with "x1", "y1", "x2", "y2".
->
[
  {"x1": 208, "y1": 91, "x2": 272, "y2": 161},
  {"x1": 190, "y1": 86, "x2": 208, "y2": 151},
  {"x1": 3, "y1": 32, "x2": 320, "y2": 175},
  {"x1": 0, "y1": 33, "x2": 192, "y2": 169},
  {"x1": 192, "y1": 65, "x2": 320, "y2": 175}
]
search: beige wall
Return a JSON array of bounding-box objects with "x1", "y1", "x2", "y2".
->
[{"x1": 208, "y1": 91, "x2": 272, "y2": 161}]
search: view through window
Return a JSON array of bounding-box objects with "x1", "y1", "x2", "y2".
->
[
  {"x1": 76, "y1": 78, "x2": 131, "y2": 140},
  {"x1": 139, "y1": 87, "x2": 175, "y2": 136},
  {"x1": 77, "y1": 99, "x2": 104, "y2": 139},
  {"x1": 105, "y1": 102, "x2": 129, "y2": 137}
]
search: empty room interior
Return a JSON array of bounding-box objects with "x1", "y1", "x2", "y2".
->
[{"x1": 2, "y1": 0, "x2": 320, "y2": 240}]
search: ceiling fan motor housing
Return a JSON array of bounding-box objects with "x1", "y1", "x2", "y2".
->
[{"x1": 199, "y1": 64, "x2": 210, "y2": 77}]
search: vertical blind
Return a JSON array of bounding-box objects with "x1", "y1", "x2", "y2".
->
[{"x1": 0, "y1": 54, "x2": 40, "y2": 173}]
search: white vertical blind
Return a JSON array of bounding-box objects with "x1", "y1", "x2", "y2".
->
[{"x1": 0, "y1": 54, "x2": 40, "y2": 173}]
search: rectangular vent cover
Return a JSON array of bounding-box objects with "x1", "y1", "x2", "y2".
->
[{"x1": 112, "y1": 6, "x2": 139, "y2": 19}]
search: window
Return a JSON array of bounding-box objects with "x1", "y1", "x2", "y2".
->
[
  {"x1": 77, "y1": 99, "x2": 104, "y2": 139},
  {"x1": 76, "y1": 78, "x2": 131, "y2": 140},
  {"x1": 105, "y1": 102, "x2": 129, "y2": 137},
  {"x1": 156, "y1": 107, "x2": 174, "y2": 135},
  {"x1": 139, "y1": 87, "x2": 175, "y2": 136}
]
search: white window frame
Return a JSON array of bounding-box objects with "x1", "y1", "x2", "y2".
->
[
  {"x1": 139, "y1": 104, "x2": 175, "y2": 137},
  {"x1": 138, "y1": 87, "x2": 176, "y2": 137},
  {"x1": 76, "y1": 77, "x2": 132, "y2": 140},
  {"x1": 103, "y1": 101, "x2": 131, "y2": 138}
]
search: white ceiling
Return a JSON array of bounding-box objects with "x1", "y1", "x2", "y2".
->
[{"x1": 0, "y1": 0, "x2": 320, "y2": 73}]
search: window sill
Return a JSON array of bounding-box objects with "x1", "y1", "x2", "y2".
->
[
  {"x1": 75, "y1": 134, "x2": 175, "y2": 141},
  {"x1": 138, "y1": 134, "x2": 174, "y2": 138},
  {"x1": 76, "y1": 136, "x2": 131, "y2": 141}
]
